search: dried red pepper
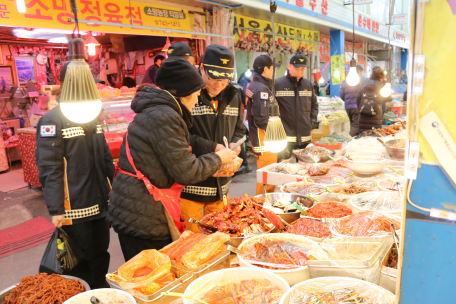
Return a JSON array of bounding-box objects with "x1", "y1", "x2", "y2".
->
[
  {"x1": 307, "y1": 202, "x2": 353, "y2": 219},
  {"x1": 286, "y1": 218, "x2": 331, "y2": 238}
]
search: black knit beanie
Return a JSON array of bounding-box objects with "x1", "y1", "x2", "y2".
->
[{"x1": 156, "y1": 58, "x2": 206, "y2": 97}]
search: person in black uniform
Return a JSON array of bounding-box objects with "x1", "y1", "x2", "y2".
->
[
  {"x1": 275, "y1": 55, "x2": 319, "y2": 161},
  {"x1": 246, "y1": 55, "x2": 276, "y2": 194},
  {"x1": 164, "y1": 42, "x2": 195, "y2": 65},
  {"x1": 36, "y1": 67, "x2": 115, "y2": 288}
]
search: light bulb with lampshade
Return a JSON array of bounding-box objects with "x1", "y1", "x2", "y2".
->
[
  {"x1": 85, "y1": 32, "x2": 100, "y2": 56},
  {"x1": 346, "y1": 59, "x2": 360, "y2": 86},
  {"x1": 60, "y1": 38, "x2": 102, "y2": 124},
  {"x1": 17, "y1": 0, "x2": 26, "y2": 13},
  {"x1": 334, "y1": 69, "x2": 340, "y2": 79},
  {"x1": 245, "y1": 69, "x2": 252, "y2": 78},
  {"x1": 162, "y1": 38, "x2": 171, "y2": 52},
  {"x1": 263, "y1": 104, "x2": 288, "y2": 153},
  {"x1": 380, "y1": 82, "x2": 392, "y2": 97},
  {"x1": 319, "y1": 77, "x2": 325, "y2": 84}
]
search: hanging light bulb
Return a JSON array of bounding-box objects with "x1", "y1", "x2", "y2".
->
[
  {"x1": 380, "y1": 82, "x2": 392, "y2": 97},
  {"x1": 334, "y1": 69, "x2": 340, "y2": 79},
  {"x1": 245, "y1": 69, "x2": 252, "y2": 78},
  {"x1": 346, "y1": 59, "x2": 360, "y2": 86},
  {"x1": 384, "y1": 70, "x2": 388, "y2": 76},
  {"x1": 162, "y1": 38, "x2": 171, "y2": 52},
  {"x1": 60, "y1": 38, "x2": 102, "y2": 124},
  {"x1": 84, "y1": 32, "x2": 100, "y2": 56},
  {"x1": 264, "y1": 107, "x2": 288, "y2": 153},
  {"x1": 319, "y1": 77, "x2": 325, "y2": 84},
  {"x1": 17, "y1": 0, "x2": 26, "y2": 13}
]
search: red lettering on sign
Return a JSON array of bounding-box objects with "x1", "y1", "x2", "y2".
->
[
  {"x1": 57, "y1": 12, "x2": 74, "y2": 24},
  {"x1": 25, "y1": 0, "x2": 53, "y2": 20},
  {"x1": 321, "y1": 0, "x2": 328, "y2": 15},
  {"x1": 358, "y1": 14, "x2": 363, "y2": 27},
  {"x1": 52, "y1": 0, "x2": 69, "y2": 11},
  {"x1": 86, "y1": 15, "x2": 102, "y2": 26},
  {"x1": 104, "y1": 3, "x2": 123, "y2": 23},
  {"x1": 0, "y1": 4, "x2": 10, "y2": 19},
  {"x1": 125, "y1": 6, "x2": 143, "y2": 26},
  {"x1": 81, "y1": 0, "x2": 101, "y2": 16},
  {"x1": 376, "y1": 22, "x2": 380, "y2": 33},
  {"x1": 296, "y1": 0, "x2": 304, "y2": 7},
  {"x1": 367, "y1": 18, "x2": 371, "y2": 30},
  {"x1": 309, "y1": 0, "x2": 317, "y2": 10},
  {"x1": 363, "y1": 17, "x2": 367, "y2": 27}
]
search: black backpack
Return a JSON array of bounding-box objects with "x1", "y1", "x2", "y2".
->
[{"x1": 359, "y1": 87, "x2": 379, "y2": 117}]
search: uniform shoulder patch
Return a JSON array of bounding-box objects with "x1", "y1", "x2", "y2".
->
[
  {"x1": 40, "y1": 125, "x2": 56, "y2": 137},
  {"x1": 246, "y1": 89, "x2": 254, "y2": 98},
  {"x1": 260, "y1": 92, "x2": 269, "y2": 100}
]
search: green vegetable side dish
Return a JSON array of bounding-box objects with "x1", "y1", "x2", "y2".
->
[{"x1": 327, "y1": 132, "x2": 353, "y2": 141}]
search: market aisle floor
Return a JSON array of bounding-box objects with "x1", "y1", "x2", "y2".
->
[{"x1": 0, "y1": 157, "x2": 257, "y2": 290}]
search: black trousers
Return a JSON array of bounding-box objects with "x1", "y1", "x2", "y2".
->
[
  {"x1": 346, "y1": 109, "x2": 360, "y2": 136},
  {"x1": 278, "y1": 142, "x2": 310, "y2": 163},
  {"x1": 239, "y1": 142, "x2": 248, "y2": 167},
  {"x1": 118, "y1": 234, "x2": 172, "y2": 262},
  {"x1": 62, "y1": 217, "x2": 110, "y2": 289}
]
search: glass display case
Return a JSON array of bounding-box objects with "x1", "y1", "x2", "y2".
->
[{"x1": 101, "y1": 95, "x2": 136, "y2": 132}]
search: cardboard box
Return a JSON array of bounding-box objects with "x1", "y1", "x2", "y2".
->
[{"x1": 257, "y1": 163, "x2": 307, "y2": 186}]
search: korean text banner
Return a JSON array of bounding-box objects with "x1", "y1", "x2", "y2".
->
[
  {"x1": 233, "y1": 15, "x2": 320, "y2": 52},
  {"x1": 330, "y1": 55, "x2": 345, "y2": 85},
  {"x1": 0, "y1": 0, "x2": 199, "y2": 38}
]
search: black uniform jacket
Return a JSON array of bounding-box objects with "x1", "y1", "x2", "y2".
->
[
  {"x1": 107, "y1": 87, "x2": 222, "y2": 240},
  {"x1": 246, "y1": 72, "x2": 273, "y2": 155},
  {"x1": 275, "y1": 73, "x2": 319, "y2": 146},
  {"x1": 36, "y1": 106, "x2": 115, "y2": 225},
  {"x1": 185, "y1": 83, "x2": 246, "y2": 202}
]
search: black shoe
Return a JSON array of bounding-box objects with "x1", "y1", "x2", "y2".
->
[{"x1": 234, "y1": 166, "x2": 252, "y2": 176}]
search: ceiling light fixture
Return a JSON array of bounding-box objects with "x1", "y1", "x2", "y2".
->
[
  {"x1": 346, "y1": 2, "x2": 359, "y2": 87},
  {"x1": 16, "y1": 0, "x2": 26, "y2": 13},
  {"x1": 85, "y1": 31, "x2": 100, "y2": 56}
]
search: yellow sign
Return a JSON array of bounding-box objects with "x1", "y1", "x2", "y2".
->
[
  {"x1": 234, "y1": 15, "x2": 319, "y2": 52},
  {"x1": 417, "y1": 0, "x2": 456, "y2": 162},
  {"x1": 0, "y1": 0, "x2": 204, "y2": 38},
  {"x1": 330, "y1": 55, "x2": 345, "y2": 85}
]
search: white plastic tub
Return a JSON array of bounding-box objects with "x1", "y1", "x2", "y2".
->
[
  {"x1": 346, "y1": 156, "x2": 386, "y2": 175},
  {"x1": 349, "y1": 191, "x2": 402, "y2": 217},
  {"x1": 237, "y1": 233, "x2": 324, "y2": 286},
  {"x1": 279, "y1": 276, "x2": 395, "y2": 304},
  {"x1": 183, "y1": 268, "x2": 290, "y2": 304}
]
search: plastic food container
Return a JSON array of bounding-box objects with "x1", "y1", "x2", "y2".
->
[
  {"x1": 183, "y1": 268, "x2": 290, "y2": 304},
  {"x1": 379, "y1": 244, "x2": 398, "y2": 294},
  {"x1": 237, "y1": 233, "x2": 324, "y2": 286},
  {"x1": 63, "y1": 289, "x2": 135, "y2": 304},
  {"x1": 330, "y1": 213, "x2": 401, "y2": 239},
  {"x1": 108, "y1": 263, "x2": 193, "y2": 304},
  {"x1": 350, "y1": 191, "x2": 402, "y2": 216},
  {"x1": 279, "y1": 276, "x2": 395, "y2": 304},
  {"x1": 307, "y1": 237, "x2": 389, "y2": 284},
  {"x1": 346, "y1": 156, "x2": 386, "y2": 175},
  {"x1": 378, "y1": 177, "x2": 404, "y2": 192},
  {"x1": 281, "y1": 182, "x2": 330, "y2": 197}
]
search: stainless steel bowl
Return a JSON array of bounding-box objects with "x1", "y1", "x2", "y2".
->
[
  {"x1": 0, "y1": 275, "x2": 90, "y2": 304},
  {"x1": 385, "y1": 139, "x2": 406, "y2": 160},
  {"x1": 293, "y1": 149, "x2": 335, "y2": 163},
  {"x1": 255, "y1": 192, "x2": 316, "y2": 224}
]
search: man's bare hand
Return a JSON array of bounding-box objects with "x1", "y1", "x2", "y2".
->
[
  {"x1": 215, "y1": 144, "x2": 225, "y2": 152},
  {"x1": 52, "y1": 215, "x2": 65, "y2": 228},
  {"x1": 229, "y1": 143, "x2": 241, "y2": 155}
]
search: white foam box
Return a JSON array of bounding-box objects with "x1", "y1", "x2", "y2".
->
[{"x1": 257, "y1": 163, "x2": 307, "y2": 186}]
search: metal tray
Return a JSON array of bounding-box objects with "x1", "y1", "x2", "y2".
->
[
  {"x1": 379, "y1": 243, "x2": 398, "y2": 294},
  {"x1": 307, "y1": 238, "x2": 389, "y2": 284},
  {"x1": 108, "y1": 263, "x2": 193, "y2": 304},
  {"x1": 177, "y1": 250, "x2": 231, "y2": 280},
  {"x1": 0, "y1": 275, "x2": 90, "y2": 304}
]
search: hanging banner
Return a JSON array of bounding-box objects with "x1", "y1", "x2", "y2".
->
[
  {"x1": 320, "y1": 35, "x2": 330, "y2": 63},
  {"x1": 0, "y1": 0, "x2": 199, "y2": 38},
  {"x1": 344, "y1": 42, "x2": 364, "y2": 64},
  {"x1": 233, "y1": 15, "x2": 320, "y2": 52},
  {"x1": 330, "y1": 54, "x2": 345, "y2": 85},
  {"x1": 392, "y1": 14, "x2": 408, "y2": 25}
]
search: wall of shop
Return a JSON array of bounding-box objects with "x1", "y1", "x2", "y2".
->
[{"x1": 0, "y1": 45, "x2": 19, "y2": 86}]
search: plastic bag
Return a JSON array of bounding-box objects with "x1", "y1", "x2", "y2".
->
[
  {"x1": 308, "y1": 161, "x2": 332, "y2": 176},
  {"x1": 183, "y1": 268, "x2": 288, "y2": 304},
  {"x1": 161, "y1": 231, "x2": 229, "y2": 269},
  {"x1": 217, "y1": 156, "x2": 242, "y2": 174},
  {"x1": 327, "y1": 165, "x2": 352, "y2": 178},
  {"x1": 306, "y1": 201, "x2": 353, "y2": 219},
  {"x1": 330, "y1": 211, "x2": 401, "y2": 237},
  {"x1": 267, "y1": 162, "x2": 307, "y2": 176},
  {"x1": 286, "y1": 218, "x2": 331, "y2": 238},
  {"x1": 308, "y1": 175, "x2": 343, "y2": 186},
  {"x1": 282, "y1": 182, "x2": 330, "y2": 197},
  {"x1": 107, "y1": 249, "x2": 172, "y2": 295},
  {"x1": 286, "y1": 277, "x2": 395, "y2": 303},
  {"x1": 350, "y1": 191, "x2": 402, "y2": 213},
  {"x1": 39, "y1": 228, "x2": 85, "y2": 274}
]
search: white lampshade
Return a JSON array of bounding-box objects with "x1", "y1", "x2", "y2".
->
[
  {"x1": 264, "y1": 116, "x2": 288, "y2": 153},
  {"x1": 346, "y1": 67, "x2": 360, "y2": 86}
]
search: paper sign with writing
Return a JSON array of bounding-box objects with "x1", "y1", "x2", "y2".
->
[{"x1": 330, "y1": 55, "x2": 345, "y2": 85}]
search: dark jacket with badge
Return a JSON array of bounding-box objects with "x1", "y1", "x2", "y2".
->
[
  {"x1": 246, "y1": 72, "x2": 273, "y2": 155},
  {"x1": 36, "y1": 106, "x2": 115, "y2": 225},
  {"x1": 184, "y1": 83, "x2": 246, "y2": 202},
  {"x1": 275, "y1": 73, "x2": 319, "y2": 146},
  {"x1": 339, "y1": 76, "x2": 368, "y2": 110},
  {"x1": 356, "y1": 79, "x2": 392, "y2": 132},
  {"x1": 107, "y1": 87, "x2": 222, "y2": 240}
]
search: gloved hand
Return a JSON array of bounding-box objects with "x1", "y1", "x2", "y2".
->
[{"x1": 311, "y1": 121, "x2": 319, "y2": 129}]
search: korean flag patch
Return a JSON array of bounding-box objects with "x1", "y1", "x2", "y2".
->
[
  {"x1": 40, "y1": 125, "x2": 56, "y2": 137},
  {"x1": 260, "y1": 92, "x2": 269, "y2": 100}
]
